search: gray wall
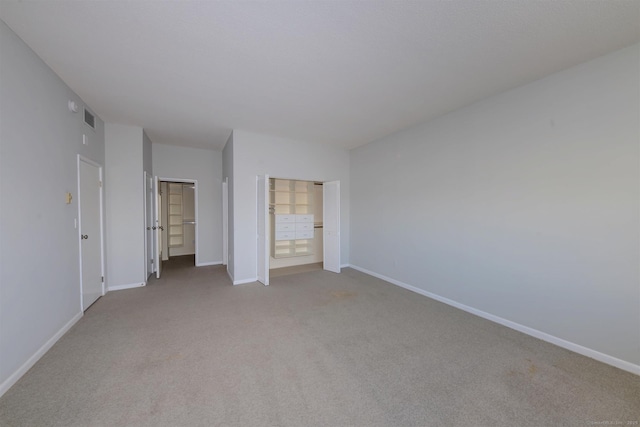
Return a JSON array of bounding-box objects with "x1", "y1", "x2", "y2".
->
[
  {"x1": 152, "y1": 143, "x2": 223, "y2": 265},
  {"x1": 105, "y1": 124, "x2": 146, "y2": 289},
  {"x1": 230, "y1": 130, "x2": 350, "y2": 283},
  {"x1": 0, "y1": 21, "x2": 105, "y2": 392},
  {"x1": 350, "y1": 44, "x2": 639, "y2": 368}
]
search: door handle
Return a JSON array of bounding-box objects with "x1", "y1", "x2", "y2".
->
[
  {"x1": 147, "y1": 227, "x2": 151, "y2": 230},
  {"x1": 152, "y1": 226, "x2": 157, "y2": 230},
  {"x1": 159, "y1": 226, "x2": 164, "y2": 231},
  {"x1": 81, "y1": 235, "x2": 88, "y2": 240}
]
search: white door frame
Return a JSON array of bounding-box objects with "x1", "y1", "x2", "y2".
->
[
  {"x1": 154, "y1": 176, "x2": 162, "y2": 279},
  {"x1": 160, "y1": 181, "x2": 169, "y2": 262},
  {"x1": 156, "y1": 177, "x2": 199, "y2": 265},
  {"x1": 257, "y1": 175, "x2": 269, "y2": 286},
  {"x1": 143, "y1": 171, "x2": 154, "y2": 281},
  {"x1": 77, "y1": 155, "x2": 105, "y2": 310},
  {"x1": 222, "y1": 178, "x2": 228, "y2": 266}
]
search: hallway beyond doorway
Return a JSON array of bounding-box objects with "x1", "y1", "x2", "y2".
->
[{"x1": 163, "y1": 254, "x2": 195, "y2": 270}]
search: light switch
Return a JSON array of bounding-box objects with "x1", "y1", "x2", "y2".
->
[
  {"x1": 66, "y1": 192, "x2": 73, "y2": 204},
  {"x1": 82, "y1": 134, "x2": 87, "y2": 145}
]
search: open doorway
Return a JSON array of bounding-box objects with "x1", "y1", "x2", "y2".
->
[
  {"x1": 156, "y1": 178, "x2": 198, "y2": 276},
  {"x1": 258, "y1": 177, "x2": 340, "y2": 283},
  {"x1": 269, "y1": 178, "x2": 324, "y2": 277}
]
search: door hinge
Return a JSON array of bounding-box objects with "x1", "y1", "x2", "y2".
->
[
  {"x1": 101, "y1": 276, "x2": 104, "y2": 283},
  {"x1": 99, "y1": 181, "x2": 103, "y2": 188},
  {"x1": 151, "y1": 259, "x2": 154, "y2": 264}
]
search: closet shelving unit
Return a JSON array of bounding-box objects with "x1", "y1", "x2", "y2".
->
[
  {"x1": 269, "y1": 178, "x2": 314, "y2": 258},
  {"x1": 168, "y1": 183, "x2": 184, "y2": 247}
]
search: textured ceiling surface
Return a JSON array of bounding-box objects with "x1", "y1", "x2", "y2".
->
[{"x1": 1, "y1": 1, "x2": 638, "y2": 150}]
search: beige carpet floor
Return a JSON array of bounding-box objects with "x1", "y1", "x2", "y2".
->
[
  {"x1": 0, "y1": 258, "x2": 638, "y2": 426},
  {"x1": 270, "y1": 262, "x2": 323, "y2": 278}
]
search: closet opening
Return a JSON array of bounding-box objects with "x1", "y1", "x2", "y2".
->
[
  {"x1": 257, "y1": 175, "x2": 339, "y2": 285},
  {"x1": 158, "y1": 180, "x2": 197, "y2": 272},
  {"x1": 269, "y1": 178, "x2": 324, "y2": 277}
]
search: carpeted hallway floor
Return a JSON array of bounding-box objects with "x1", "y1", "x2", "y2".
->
[{"x1": 0, "y1": 258, "x2": 638, "y2": 426}]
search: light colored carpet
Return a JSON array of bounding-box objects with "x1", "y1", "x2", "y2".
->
[
  {"x1": 269, "y1": 262, "x2": 323, "y2": 278},
  {"x1": 0, "y1": 260, "x2": 638, "y2": 426}
]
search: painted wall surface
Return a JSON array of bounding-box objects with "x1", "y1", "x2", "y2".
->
[
  {"x1": 350, "y1": 44, "x2": 640, "y2": 367},
  {"x1": 0, "y1": 21, "x2": 105, "y2": 391},
  {"x1": 152, "y1": 143, "x2": 223, "y2": 265},
  {"x1": 222, "y1": 133, "x2": 234, "y2": 278},
  {"x1": 230, "y1": 130, "x2": 350, "y2": 283},
  {"x1": 105, "y1": 124, "x2": 145, "y2": 288}
]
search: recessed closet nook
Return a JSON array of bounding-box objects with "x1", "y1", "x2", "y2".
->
[
  {"x1": 160, "y1": 181, "x2": 196, "y2": 264},
  {"x1": 269, "y1": 178, "x2": 323, "y2": 270}
]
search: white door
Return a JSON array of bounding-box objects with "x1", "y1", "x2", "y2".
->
[
  {"x1": 160, "y1": 181, "x2": 169, "y2": 262},
  {"x1": 155, "y1": 176, "x2": 162, "y2": 279},
  {"x1": 257, "y1": 175, "x2": 269, "y2": 285},
  {"x1": 79, "y1": 158, "x2": 103, "y2": 310},
  {"x1": 323, "y1": 180, "x2": 341, "y2": 273},
  {"x1": 145, "y1": 173, "x2": 154, "y2": 279},
  {"x1": 222, "y1": 179, "x2": 228, "y2": 266}
]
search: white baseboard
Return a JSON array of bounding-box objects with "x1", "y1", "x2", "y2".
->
[
  {"x1": 233, "y1": 277, "x2": 258, "y2": 285},
  {"x1": 349, "y1": 264, "x2": 640, "y2": 376},
  {"x1": 340, "y1": 263, "x2": 351, "y2": 269},
  {"x1": 107, "y1": 282, "x2": 145, "y2": 292},
  {"x1": 196, "y1": 261, "x2": 223, "y2": 267},
  {"x1": 0, "y1": 311, "x2": 83, "y2": 398}
]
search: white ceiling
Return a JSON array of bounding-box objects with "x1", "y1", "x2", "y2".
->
[{"x1": 1, "y1": 1, "x2": 638, "y2": 151}]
